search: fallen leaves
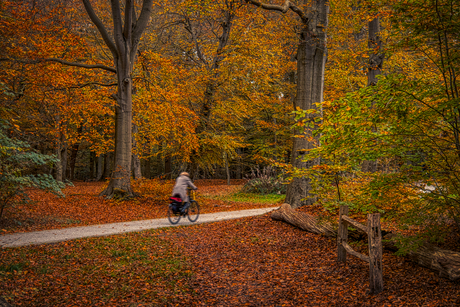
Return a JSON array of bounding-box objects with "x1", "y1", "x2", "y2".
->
[
  {"x1": 1, "y1": 180, "x2": 459, "y2": 306},
  {"x1": 0, "y1": 180, "x2": 276, "y2": 234},
  {"x1": 168, "y1": 214, "x2": 460, "y2": 306}
]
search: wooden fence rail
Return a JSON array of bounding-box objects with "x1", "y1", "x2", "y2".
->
[{"x1": 337, "y1": 205, "x2": 383, "y2": 294}]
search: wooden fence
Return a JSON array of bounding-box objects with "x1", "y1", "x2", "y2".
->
[{"x1": 337, "y1": 205, "x2": 383, "y2": 294}]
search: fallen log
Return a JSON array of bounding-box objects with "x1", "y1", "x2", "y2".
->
[
  {"x1": 270, "y1": 203, "x2": 460, "y2": 281},
  {"x1": 382, "y1": 234, "x2": 460, "y2": 281},
  {"x1": 271, "y1": 203, "x2": 366, "y2": 240}
]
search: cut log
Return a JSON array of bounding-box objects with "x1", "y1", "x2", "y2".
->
[
  {"x1": 382, "y1": 234, "x2": 460, "y2": 281},
  {"x1": 271, "y1": 203, "x2": 365, "y2": 240},
  {"x1": 270, "y1": 203, "x2": 460, "y2": 281}
]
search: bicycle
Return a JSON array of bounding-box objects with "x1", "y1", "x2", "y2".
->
[{"x1": 167, "y1": 188, "x2": 200, "y2": 224}]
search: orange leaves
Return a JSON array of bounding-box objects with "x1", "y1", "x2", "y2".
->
[
  {"x1": 1, "y1": 182, "x2": 460, "y2": 306},
  {"x1": 1, "y1": 179, "x2": 264, "y2": 234}
]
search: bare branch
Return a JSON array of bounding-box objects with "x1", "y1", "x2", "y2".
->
[
  {"x1": 123, "y1": 0, "x2": 133, "y2": 42},
  {"x1": 111, "y1": 0, "x2": 125, "y2": 56},
  {"x1": 1, "y1": 57, "x2": 116, "y2": 73},
  {"x1": 133, "y1": 0, "x2": 154, "y2": 44},
  {"x1": 45, "y1": 82, "x2": 118, "y2": 92},
  {"x1": 44, "y1": 58, "x2": 116, "y2": 73},
  {"x1": 82, "y1": 0, "x2": 118, "y2": 57},
  {"x1": 245, "y1": 0, "x2": 308, "y2": 24}
]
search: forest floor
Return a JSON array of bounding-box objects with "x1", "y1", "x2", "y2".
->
[
  {"x1": 1, "y1": 180, "x2": 460, "y2": 306},
  {"x1": 0, "y1": 179, "x2": 272, "y2": 234}
]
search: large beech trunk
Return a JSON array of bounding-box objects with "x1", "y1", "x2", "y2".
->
[
  {"x1": 271, "y1": 203, "x2": 460, "y2": 281},
  {"x1": 81, "y1": 0, "x2": 153, "y2": 199},
  {"x1": 285, "y1": 0, "x2": 328, "y2": 208}
]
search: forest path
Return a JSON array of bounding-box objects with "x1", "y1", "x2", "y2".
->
[{"x1": 0, "y1": 207, "x2": 277, "y2": 248}]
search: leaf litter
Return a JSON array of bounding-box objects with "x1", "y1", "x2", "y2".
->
[{"x1": 0, "y1": 180, "x2": 459, "y2": 306}]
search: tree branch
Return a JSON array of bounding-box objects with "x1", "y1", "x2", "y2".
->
[
  {"x1": 111, "y1": 0, "x2": 125, "y2": 57},
  {"x1": 44, "y1": 58, "x2": 116, "y2": 73},
  {"x1": 46, "y1": 82, "x2": 118, "y2": 91},
  {"x1": 82, "y1": 0, "x2": 118, "y2": 57},
  {"x1": 245, "y1": 0, "x2": 309, "y2": 24},
  {"x1": 133, "y1": 0, "x2": 154, "y2": 44},
  {"x1": 123, "y1": 0, "x2": 134, "y2": 42},
  {"x1": 0, "y1": 57, "x2": 116, "y2": 73}
]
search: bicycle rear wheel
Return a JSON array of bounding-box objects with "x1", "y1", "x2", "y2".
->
[
  {"x1": 187, "y1": 200, "x2": 200, "y2": 222},
  {"x1": 168, "y1": 204, "x2": 181, "y2": 224}
]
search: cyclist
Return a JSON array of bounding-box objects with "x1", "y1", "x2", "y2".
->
[{"x1": 171, "y1": 172, "x2": 197, "y2": 212}]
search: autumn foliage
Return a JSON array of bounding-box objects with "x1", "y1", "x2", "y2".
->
[
  {"x1": 1, "y1": 0, "x2": 460, "y2": 305},
  {"x1": 1, "y1": 181, "x2": 460, "y2": 306}
]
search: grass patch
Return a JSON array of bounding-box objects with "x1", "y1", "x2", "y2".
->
[
  {"x1": 0, "y1": 262, "x2": 27, "y2": 273},
  {"x1": 225, "y1": 192, "x2": 285, "y2": 204}
]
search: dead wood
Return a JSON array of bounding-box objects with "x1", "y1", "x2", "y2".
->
[{"x1": 270, "y1": 203, "x2": 460, "y2": 281}]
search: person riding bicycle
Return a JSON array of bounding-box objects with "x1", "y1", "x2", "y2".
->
[{"x1": 171, "y1": 172, "x2": 197, "y2": 212}]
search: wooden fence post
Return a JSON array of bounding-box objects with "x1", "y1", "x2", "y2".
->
[
  {"x1": 367, "y1": 213, "x2": 383, "y2": 294},
  {"x1": 337, "y1": 205, "x2": 349, "y2": 263}
]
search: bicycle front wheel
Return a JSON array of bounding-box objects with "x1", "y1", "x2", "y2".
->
[
  {"x1": 187, "y1": 200, "x2": 200, "y2": 222},
  {"x1": 168, "y1": 204, "x2": 181, "y2": 224}
]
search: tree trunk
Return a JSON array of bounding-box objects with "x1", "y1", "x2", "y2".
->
[
  {"x1": 81, "y1": 0, "x2": 153, "y2": 198},
  {"x1": 236, "y1": 148, "x2": 243, "y2": 179},
  {"x1": 96, "y1": 154, "x2": 104, "y2": 181},
  {"x1": 55, "y1": 127, "x2": 64, "y2": 182},
  {"x1": 361, "y1": 17, "x2": 383, "y2": 173},
  {"x1": 367, "y1": 17, "x2": 383, "y2": 87},
  {"x1": 225, "y1": 152, "x2": 231, "y2": 185},
  {"x1": 132, "y1": 123, "x2": 142, "y2": 180},
  {"x1": 285, "y1": 0, "x2": 329, "y2": 208},
  {"x1": 68, "y1": 141, "x2": 79, "y2": 181},
  {"x1": 164, "y1": 154, "x2": 172, "y2": 180},
  {"x1": 143, "y1": 155, "x2": 151, "y2": 179},
  {"x1": 271, "y1": 204, "x2": 460, "y2": 281},
  {"x1": 99, "y1": 56, "x2": 134, "y2": 197},
  {"x1": 89, "y1": 151, "x2": 95, "y2": 179},
  {"x1": 55, "y1": 143, "x2": 63, "y2": 182},
  {"x1": 103, "y1": 152, "x2": 113, "y2": 181},
  {"x1": 61, "y1": 142, "x2": 67, "y2": 181}
]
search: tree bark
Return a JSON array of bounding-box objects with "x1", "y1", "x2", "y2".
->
[
  {"x1": 225, "y1": 152, "x2": 231, "y2": 185},
  {"x1": 164, "y1": 153, "x2": 172, "y2": 180},
  {"x1": 367, "y1": 17, "x2": 383, "y2": 87},
  {"x1": 61, "y1": 141, "x2": 67, "y2": 181},
  {"x1": 55, "y1": 122, "x2": 64, "y2": 182},
  {"x1": 361, "y1": 17, "x2": 383, "y2": 173},
  {"x1": 68, "y1": 141, "x2": 80, "y2": 181},
  {"x1": 271, "y1": 204, "x2": 460, "y2": 281},
  {"x1": 81, "y1": 0, "x2": 153, "y2": 198},
  {"x1": 96, "y1": 154, "x2": 104, "y2": 181},
  {"x1": 132, "y1": 123, "x2": 142, "y2": 180},
  {"x1": 285, "y1": 0, "x2": 329, "y2": 208},
  {"x1": 103, "y1": 152, "x2": 113, "y2": 180},
  {"x1": 272, "y1": 203, "x2": 339, "y2": 238},
  {"x1": 89, "y1": 151, "x2": 95, "y2": 179},
  {"x1": 143, "y1": 155, "x2": 151, "y2": 179}
]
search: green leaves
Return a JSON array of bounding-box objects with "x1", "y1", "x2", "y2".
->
[{"x1": 0, "y1": 119, "x2": 64, "y2": 218}]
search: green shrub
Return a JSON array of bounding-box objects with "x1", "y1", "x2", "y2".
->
[
  {"x1": 241, "y1": 166, "x2": 286, "y2": 195},
  {"x1": 0, "y1": 120, "x2": 64, "y2": 219}
]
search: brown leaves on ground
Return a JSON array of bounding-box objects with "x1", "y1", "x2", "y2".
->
[
  {"x1": 168, "y1": 214, "x2": 460, "y2": 306},
  {"x1": 1, "y1": 179, "x2": 459, "y2": 306},
  {"x1": 0, "y1": 180, "x2": 275, "y2": 234},
  {"x1": 2, "y1": 213, "x2": 459, "y2": 306}
]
